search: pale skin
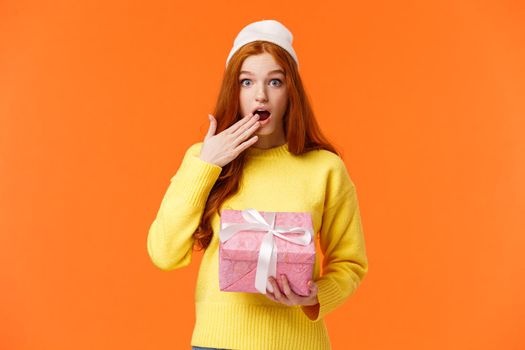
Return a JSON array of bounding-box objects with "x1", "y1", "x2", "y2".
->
[
  {"x1": 237, "y1": 52, "x2": 288, "y2": 149},
  {"x1": 201, "y1": 52, "x2": 292, "y2": 165},
  {"x1": 202, "y1": 52, "x2": 320, "y2": 307}
]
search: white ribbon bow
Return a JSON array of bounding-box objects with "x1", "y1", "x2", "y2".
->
[{"x1": 219, "y1": 208, "x2": 313, "y2": 294}]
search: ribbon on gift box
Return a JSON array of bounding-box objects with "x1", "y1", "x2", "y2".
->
[{"x1": 219, "y1": 208, "x2": 313, "y2": 295}]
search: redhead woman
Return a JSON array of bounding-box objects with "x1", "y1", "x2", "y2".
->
[{"x1": 147, "y1": 19, "x2": 369, "y2": 350}]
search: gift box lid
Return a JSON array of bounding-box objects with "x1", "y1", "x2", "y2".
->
[{"x1": 219, "y1": 209, "x2": 315, "y2": 264}]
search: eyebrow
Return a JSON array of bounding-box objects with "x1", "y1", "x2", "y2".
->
[{"x1": 239, "y1": 69, "x2": 285, "y2": 75}]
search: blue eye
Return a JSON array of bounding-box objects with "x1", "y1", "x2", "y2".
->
[{"x1": 239, "y1": 78, "x2": 283, "y2": 87}]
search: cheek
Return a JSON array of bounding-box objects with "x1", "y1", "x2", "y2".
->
[
  {"x1": 276, "y1": 97, "x2": 288, "y2": 114},
  {"x1": 239, "y1": 94, "x2": 249, "y2": 114}
]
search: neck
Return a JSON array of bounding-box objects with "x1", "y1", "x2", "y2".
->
[{"x1": 252, "y1": 128, "x2": 286, "y2": 149}]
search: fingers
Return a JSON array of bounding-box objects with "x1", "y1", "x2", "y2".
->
[
  {"x1": 201, "y1": 112, "x2": 260, "y2": 167},
  {"x1": 268, "y1": 276, "x2": 297, "y2": 306},
  {"x1": 206, "y1": 114, "x2": 217, "y2": 139},
  {"x1": 308, "y1": 280, "x2": 318, "y2": 295},
  {"x1": 268, "y1": 277, "x2": 283, "y2": 300},
  {"x1": 228, "y1": 113, "x2": 256, "y2": 135},
  {"x1": 279, "y1": 275, "x2": 301, "y2": 306},
  {"x1": 235, "y1": 120, "x2": 261, "y2": 145},
  {"x1": 235, "y1": 133, "x2": 259, "y2": 153},
  {"x1": 231, "y1": 114, "x2": 260, "y2": 139},
  {"x1": 265, "y1": 276, "x2": 318, "y2": 307},
  {"x1": 280, "y1": 274, "x2": 293, "y2": 298}
]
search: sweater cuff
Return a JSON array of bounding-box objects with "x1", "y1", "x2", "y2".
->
[
  {"x1": 170, "y1": 153, "x2": 222, "y2": 208},
  {"x1": 300, "y1": 277, "x2": 344, "y2": 322}
]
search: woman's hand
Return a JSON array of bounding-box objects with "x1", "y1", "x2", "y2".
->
[
  {"x1": 199, "y1": 112, "x2": 261, "y2": 167},
  {"x1": 265, "y1": 274, "x2": 319, "y2": 307}
]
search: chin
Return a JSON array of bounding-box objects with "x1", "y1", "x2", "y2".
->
[{"x1": 255, "y1": 129, "x2": 273, "y2": 135}]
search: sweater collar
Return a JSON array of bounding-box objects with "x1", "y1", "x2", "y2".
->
[{"x1": 245, "y1": 142, "x2": 290, "y2": 158}]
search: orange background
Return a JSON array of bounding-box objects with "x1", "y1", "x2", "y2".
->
[{"x1": 1, "y1": 1, "x2": 524, "y2": 349}]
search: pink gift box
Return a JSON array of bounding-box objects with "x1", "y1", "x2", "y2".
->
[{"x1": 219, "y1": 208, "x2": 315, "y2": 296}]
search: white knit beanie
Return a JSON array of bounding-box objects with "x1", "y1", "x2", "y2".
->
[{"x1": 225, "y1": 19, "x2": 299, "y2": 69}]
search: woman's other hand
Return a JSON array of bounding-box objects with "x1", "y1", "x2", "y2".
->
[{"x1": 199, "y1": 113, "x2": 261, "y2": 167}]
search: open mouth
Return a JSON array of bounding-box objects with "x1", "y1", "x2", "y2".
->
[{"x1": 253, "y1": 109, "x2": 271, "y2": 121}]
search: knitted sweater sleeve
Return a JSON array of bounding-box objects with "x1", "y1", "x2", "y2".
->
[
  {"x1": 301, "y1": 156, "x2": 369, "y2": 322},
  {"x1": 147, "y1": 142, "x2": 222, "y2": 271}
]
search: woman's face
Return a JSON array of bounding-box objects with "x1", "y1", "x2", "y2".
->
[{"x1": 238, "y1": 52, "x2": 288, "y2": 146}]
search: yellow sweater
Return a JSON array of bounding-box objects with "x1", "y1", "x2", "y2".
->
[{"x1": 147, "y1": 141, "x2": 369, "y2": 350}]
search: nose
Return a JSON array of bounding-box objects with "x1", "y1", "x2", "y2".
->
[{"x1": 255, "y1": 85, "x2": 268, "y2": 102}]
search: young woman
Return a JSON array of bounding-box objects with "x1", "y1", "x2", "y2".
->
[{"x1": 147, "y1": 19, "x2": 369, "y2": 350}]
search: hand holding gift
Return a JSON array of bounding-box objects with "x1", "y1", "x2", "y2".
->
[{"x1": 265, "y1": 274, "x2": 319, "y2": 306}]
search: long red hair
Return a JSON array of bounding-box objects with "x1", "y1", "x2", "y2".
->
[{"x1": 192, "y1": 40, "x2": 341, "y2": 250}]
